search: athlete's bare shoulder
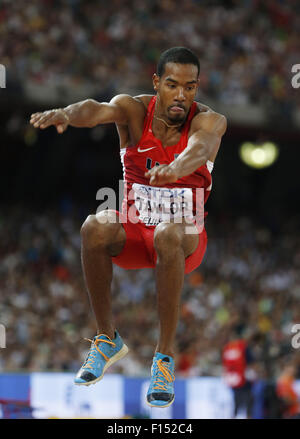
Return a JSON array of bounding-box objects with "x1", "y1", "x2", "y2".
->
[
  {"x1": 191, "y1": 101, "x2": 227, "y2": 133},
  {"x1": 194, "y1": 101, "x2": 217, "y2": 116},
  {"x1": 110, "y1": 93, "x2": 153, "y2": 123},
  {"x1": 133, "y1": 94, "x2": 154, "y2": 110},
  {"x1": 110, "y1": 93, "x2": 143, "y2": 112},
  {"x1": 112, "y1": 94, "x2": 153, "y2": 148}
]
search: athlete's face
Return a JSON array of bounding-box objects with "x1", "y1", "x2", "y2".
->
[{"x1": 153, "y1": 62, "x2": 199, "y2": 123}]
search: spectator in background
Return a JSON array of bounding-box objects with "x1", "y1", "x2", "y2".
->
[
  {"x1": 276, "y1": 363, "x2": 300, "y2": 419},
  {"x1": 222, "y1": 326, "x2": 257, "y2": 418},
  {"x1": 0, "y1": 0, "x2": 299, "y2": 125},
  {"x1": 1, "y1": 207, "x2": 300, "y2": 392}
]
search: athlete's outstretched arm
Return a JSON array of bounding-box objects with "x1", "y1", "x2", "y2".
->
[
  {"x1": 29, "y1": 94, "x2": 130, "y2": 133},
  {"x1": 169, "y1": 111, "x2": 227, "y2": 177},
  {"x1": 145, "y1": 111, "x2": 227, "y2": 186}
]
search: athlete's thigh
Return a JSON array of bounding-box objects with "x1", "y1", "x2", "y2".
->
[
  {"x1": 110, "y1": 211, "x2": 155, "y2": 269},
  {"x1": 153, "y1": 218, "x2": 199, "y2": 258},
  {"x1": 95, "y1": 209, "x2": 126, "y2": 257}
]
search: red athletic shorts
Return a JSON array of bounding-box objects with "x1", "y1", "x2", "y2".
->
[{"x1": 111, "y1": 211, "x2": 207, "y2": 274}]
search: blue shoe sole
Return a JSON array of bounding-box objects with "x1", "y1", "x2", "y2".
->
[{"x1": 146, "y1": 395, "x2": 175, "y2": 408}]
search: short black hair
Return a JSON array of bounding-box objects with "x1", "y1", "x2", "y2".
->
[{"x1": 157, "y1": 47, "x2": 200, "y2": 77}]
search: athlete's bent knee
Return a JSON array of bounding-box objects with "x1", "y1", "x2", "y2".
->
[
  {"x1": 81, "y1": 212, "x2": 122, "y2": 248},
  {"x1": 154, "y1": 222, "x2": 183, "y2": 253}
]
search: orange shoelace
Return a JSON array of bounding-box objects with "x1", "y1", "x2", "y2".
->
[
  {"x1": 152, "y1": 359, "x2": 175, "y2": 391},
  {"x1": 82, "y1": 334, "x2": 116, "y2": 369}
]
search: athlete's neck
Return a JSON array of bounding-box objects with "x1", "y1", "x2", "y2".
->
[
  {"x1": 153, "y1": 111, "x2": 185, "y2": 131},
  {"x1": 154, "y1": 115, "x2": 183, "y2": 129}
]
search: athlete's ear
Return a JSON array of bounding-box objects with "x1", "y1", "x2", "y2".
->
[
  {"x1": 152, "y1": 73, "x2": 160, "y2": 92},
  {"x1": 193, "y1": 77, "x2": 200, "y2": 98}
]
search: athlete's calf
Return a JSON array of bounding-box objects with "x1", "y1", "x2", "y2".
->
[
  {"x1": 153, "y1": 220, "x2": 199, "y2": 358},
  {"x1": 80, "y1": 210, "x2": 126, "y2": 338}
]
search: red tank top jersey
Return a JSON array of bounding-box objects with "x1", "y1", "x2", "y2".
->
[
  {"x1": 120, "y1": 96, "x2": 214, "y2": 225},
  {"x1": 222, "y1": 340, "x2": 247, "y2": 388}
]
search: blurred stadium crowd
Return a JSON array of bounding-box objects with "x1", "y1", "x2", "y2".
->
[
  {"x1": 1, "y1": 0, "x2": 299, "y2": 123},
  {"x1": 1, "y1": 206, "x2": 300, "y2": 381}
]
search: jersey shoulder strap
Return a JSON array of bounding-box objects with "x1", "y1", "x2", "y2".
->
[{"x1": 141, "y1": 96, "x2": 156, "y2": 135}]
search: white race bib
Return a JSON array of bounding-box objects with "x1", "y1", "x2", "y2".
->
[{"x1": 131, "y1": 183, "x2": 194, "y2": 226}]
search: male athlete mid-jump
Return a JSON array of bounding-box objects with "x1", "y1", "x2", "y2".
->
[{"x1": 30, "y1": 47, "x2": 226, "y2": 408}]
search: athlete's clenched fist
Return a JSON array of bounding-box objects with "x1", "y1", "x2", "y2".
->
[
  {"x1": 145, "y1": 164, "x2": 179, "y2": 186},
  {"x1": 30, "y1": 108, "x2": 70, "y2": 134}
]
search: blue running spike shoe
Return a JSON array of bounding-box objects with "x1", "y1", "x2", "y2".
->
[
  {"x1": 146, "y1": 352, "x2": 175, "y2": 408},
  {"x1": 74, "y1": 330, "x2": 129, "y2": 386}
]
